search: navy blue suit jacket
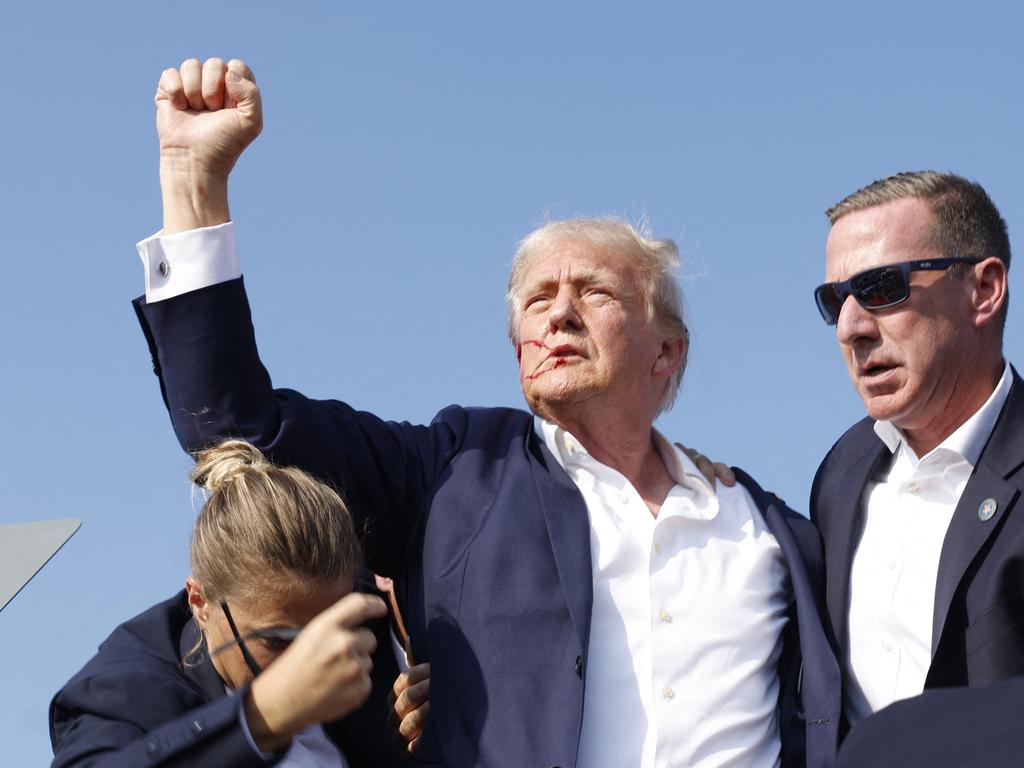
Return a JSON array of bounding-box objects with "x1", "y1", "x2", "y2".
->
[
  {"x1": 49, "y1": 588, "x2": 408, "y2": 767},
  {"x1": 835, "y1": 676, "x2": 1024, "y2": 768},
  {"x1": 812, "y1": 369, "x2": 1024, "y2": 717},
  {"x1": 134, "y1": 277, "x2": 840, "y2": 768}
]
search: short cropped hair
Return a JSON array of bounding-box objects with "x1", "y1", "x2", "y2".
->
[
  {"x1": 506, "y1": 218, "x2": 688, "y2": 414},
  {"x1": 827, "y1": 171, "x2": 1010, "y2": 328},
  {"x1": 827, "y1": 171, "x2": 1011, "y2": 266}
]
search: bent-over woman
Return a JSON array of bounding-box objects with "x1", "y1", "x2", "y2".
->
[{"x1": 50, "y1": 440, "x2": 418, "y2": 767}]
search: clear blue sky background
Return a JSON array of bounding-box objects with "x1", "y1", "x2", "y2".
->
[{"x1": 4, "y1": 1, "x2": 1024, "y2": 762}]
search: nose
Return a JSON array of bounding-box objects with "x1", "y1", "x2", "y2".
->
[
  {"x1": 835, "y1": 294, "x2": 880, "y2": 346},
  {"x1": 547, "y1": 286, "x2": 583, "y2": 333}
]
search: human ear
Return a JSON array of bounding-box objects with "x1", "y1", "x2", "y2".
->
[
  {"x1": 185, "y1": 576, "x2": 212, "y2": 625},
  {"x1": 652, "y1": 334, "x2": 687, "y2": 378},
  {"x1": 971, "y1": 257, "x2": 1008, "y2": 329}
]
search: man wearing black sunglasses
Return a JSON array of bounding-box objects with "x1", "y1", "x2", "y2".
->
[{"x1": 810, "y1": 171, "x2": 1024, "y2": 765}]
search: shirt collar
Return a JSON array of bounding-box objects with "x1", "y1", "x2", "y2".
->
[
  {"x1": 873, "y1": 360, "x2": 1012, "y2": 465},
  {"x1": 532, "y1": 416, "x2": 719, "y2": 520}
]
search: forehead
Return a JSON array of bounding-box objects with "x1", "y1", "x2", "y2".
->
[
  {"x1": 234, "y1": 578, "x2": 352, "y2": 628},
  {"x1": 521, "y1": 237, "x2": 640, "y2": 288},
  {"x1": 825, "y1": 197, "x2": 938, "y2": 281}
]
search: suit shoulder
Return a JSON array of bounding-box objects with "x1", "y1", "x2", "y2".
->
[
  {"x1": 432, "y1": 404, "x2": 534, "y2": 441},
  {"x1": 65, "y1": 593, "x2": 193, "y2": 687},
  {"x1": 730, "y1": 466, "x2": 803, "y2": 521},
  {"x1": 820, "y1": 416, "x2": 877, "y2": 466}
]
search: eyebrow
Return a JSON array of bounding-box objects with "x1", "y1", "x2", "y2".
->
[{"x1": 521, "y1": 265, "x2": 624, "y2": 296}]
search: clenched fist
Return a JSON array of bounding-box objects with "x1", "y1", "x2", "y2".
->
[{"x1": 154, "y1": 58, "x2": 262, "y2": 234}]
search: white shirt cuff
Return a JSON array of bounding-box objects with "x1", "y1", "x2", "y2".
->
[
  {"x1": 235, "y1": 687, "x2": 281, "y2": 761},
  {"x1": 137, "y1": 221, "x2": 241, "y2": 303}
]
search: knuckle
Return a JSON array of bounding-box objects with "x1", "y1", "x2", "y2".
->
[
  {"x1": 336, "y1": 634, "x2": 355, "y2": 656},
  {"x1": 394, "y1": 691, "x2": 410, "y2": 716}
]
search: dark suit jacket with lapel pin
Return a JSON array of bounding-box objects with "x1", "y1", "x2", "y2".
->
[
  {"x1": 811, "y1": 366, "x2": 1024, "y2": 728},
  {"x1": 134, "y1": 277, "x2": 841, "y2": 768}
]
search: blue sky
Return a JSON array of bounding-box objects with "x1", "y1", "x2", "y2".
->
[{"x1": 4, "y1": 1, "x2": 1024, "y2": 761}]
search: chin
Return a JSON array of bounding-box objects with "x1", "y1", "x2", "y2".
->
[{"x1": 861, "y1": 391, "x2": 913, "y2": 425}]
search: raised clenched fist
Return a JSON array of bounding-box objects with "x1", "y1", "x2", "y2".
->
[{"x1": 156, "y1": 58, "x2": 262, "y2": 182}]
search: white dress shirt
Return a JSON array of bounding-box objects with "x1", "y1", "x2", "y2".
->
[
  {"x1": 140, "y1": 224, "x2": 790, "y2": 768},
  {"x1": 538, "y1": 419, "x2": 789, "y2": 768},
  {"x1": 845, "y1": 362, "x2": 1012, "y2": 725}
]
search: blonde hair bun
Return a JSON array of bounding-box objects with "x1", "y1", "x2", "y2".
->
[{"x1": 191, "y1": 439, "x2": 270, "y2": 494}]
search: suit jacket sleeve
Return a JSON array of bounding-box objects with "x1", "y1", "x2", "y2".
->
[
  {"x1": 134, "y1": 277, "x2": 463, "y2": 573},
  {"x1": 50, "y1": 677, "x2": 277, "y2": 768}
]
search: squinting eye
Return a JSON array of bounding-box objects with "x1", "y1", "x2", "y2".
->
[
  {"x1": 259, "y1": 637, "x2": 292, "y2": 653},
  {"x1": 524, "y1": 296, "x2": 550, "y2": 312}
]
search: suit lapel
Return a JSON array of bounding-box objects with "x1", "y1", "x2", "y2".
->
[
  {"x1": 930, "y1": 372, "x2": 1024, "y2": 654},
  {"x1": 764, "y1": 502, "x2": 841, "y2": 763},
  {"x1": 824, "y1": 440, "x2": 889, "y2": 655},
  {"x1": 529, "y1": 435, "x2": 594, "y2": 657}
]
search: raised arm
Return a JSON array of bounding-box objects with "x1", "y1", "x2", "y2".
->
[
  {"x1": 136, "y1": 60, "x2": 464, "y2": 576},
  {"x1": 156, "y1": 57, "x2": 261, "y2": 234}
]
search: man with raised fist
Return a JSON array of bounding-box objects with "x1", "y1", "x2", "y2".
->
[{"x1": 134, "y1": 58, "x2": 839, "y2": 768}]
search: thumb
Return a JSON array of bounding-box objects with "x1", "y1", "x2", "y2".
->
[{"x1": 225, "y1": 66, "x2": 262, "y2": 127}]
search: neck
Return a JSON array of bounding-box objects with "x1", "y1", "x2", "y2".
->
[
  {"x1": 543, "y1": 405, "x2": 676, "y2": 515},
  {"x1": 902, "y1": 357, "x2": 1004, "y2": 457}
]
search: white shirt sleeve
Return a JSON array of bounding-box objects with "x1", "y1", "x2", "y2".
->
[{"x1": 136, "y1": 222, "x2": 241, "y2": 303}]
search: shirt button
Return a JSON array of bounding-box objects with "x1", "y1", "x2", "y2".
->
[
  {"x1": 908, "y1": 482, "x2": 921, "y2": 494},
  {"x1": 659, "y1": 609, "x2": 672, "y2": 623},
  {"x1": 654, "y1": 542, "x2": 662, "y2": 555},
  {"x1": 157, "y1": 260, "x2": 169, "y2": 277},
  {"x1": 882, "y1": 639, "x2": 894, "y2": 652},
  {"x1": 617, "y1": 490, "x2": 630, "y2": 504},
  {"x1": 662, "y1": 685, "x2": 675, "y2": 700}
]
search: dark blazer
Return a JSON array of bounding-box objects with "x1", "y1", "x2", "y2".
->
[
  {"x1": 134, "y1": 277, "x2": 840, "y2": 768},
  {"x1": 835, "y1": 677, "x2": 1024, "y2": 768},
  {"x1": 49, "y1": 587, "x2": 408, "y2": 768},
  {"x1": 812, "y1": 369, "x2": 1024, "y2": 708}
]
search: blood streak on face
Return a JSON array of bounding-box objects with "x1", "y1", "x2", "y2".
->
[{"x1": 519, "y1": 339, "x2": 583, "y2": 382}]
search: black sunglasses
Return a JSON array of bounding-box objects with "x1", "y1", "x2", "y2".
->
[
  {"x1": 814, "y1": 257, "x2": 980, "y2": 325},
  {"x1": 209, "y1": 601, "x2": 302, "y2": 676}
]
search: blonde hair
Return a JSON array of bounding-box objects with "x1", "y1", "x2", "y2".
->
[
  {"x1": 507, "y1": 217, "x2": 689, "y2": 413},
  {"x1": 189, "y1": 440, "x2": 361, "y2": 604}
]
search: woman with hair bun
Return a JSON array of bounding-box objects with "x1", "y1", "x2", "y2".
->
[{"x1": 50, "y1": 440, "x2": 420, "y2": 767}]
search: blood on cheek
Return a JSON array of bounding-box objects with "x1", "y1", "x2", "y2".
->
[{"x1": 519, "y1": 339, "x2": 568, "y2": 382}]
